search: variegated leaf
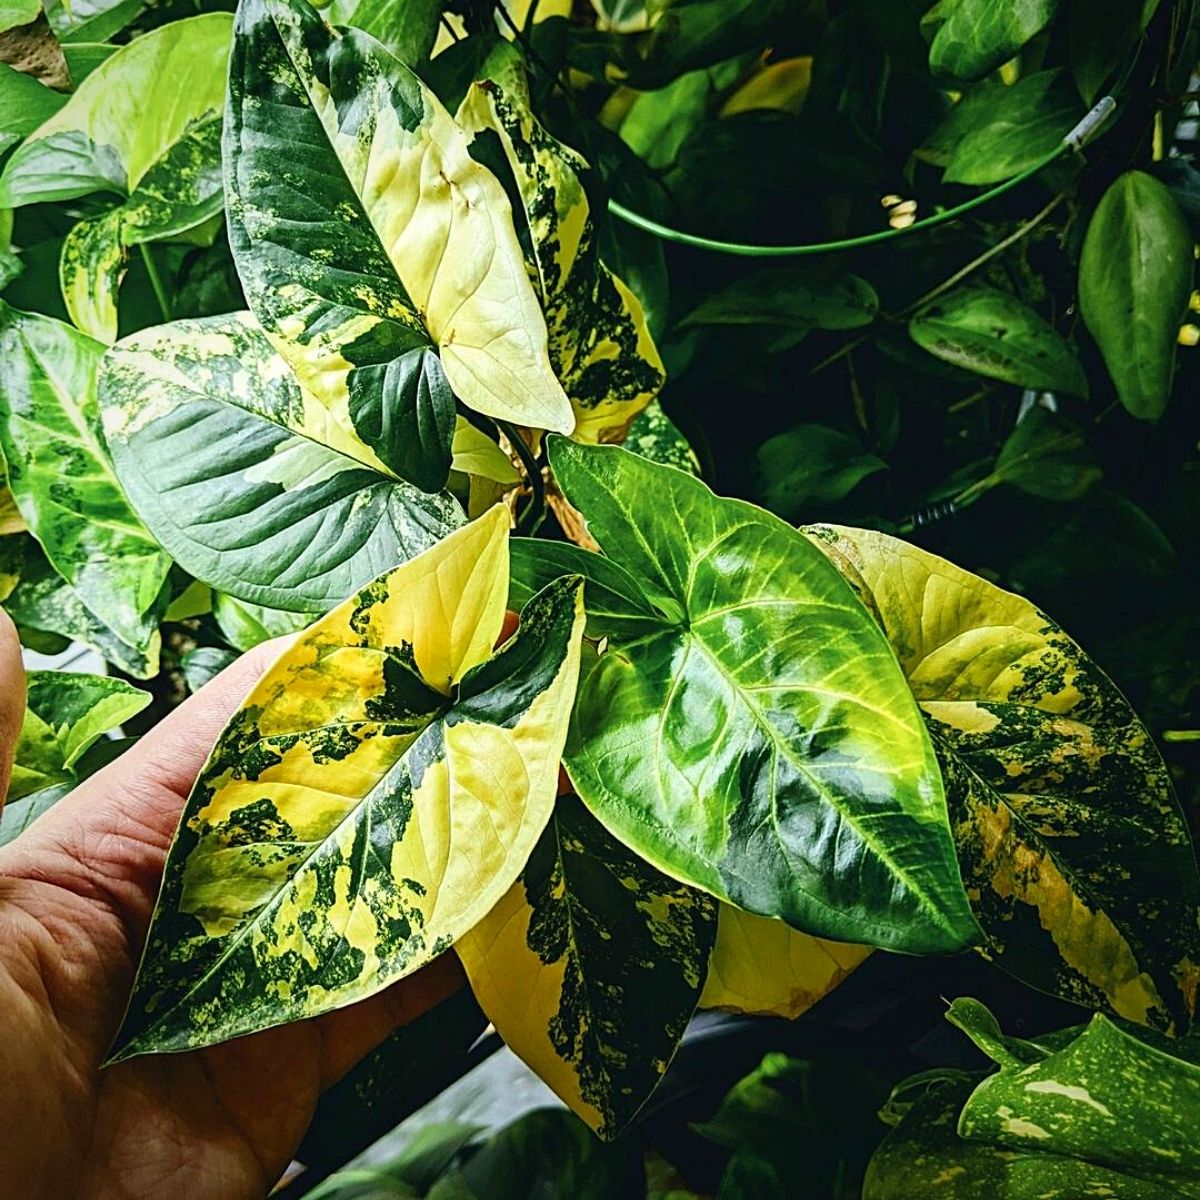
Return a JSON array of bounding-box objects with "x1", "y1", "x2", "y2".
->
[
  {"x1": 516, "y1": 440, "x2": 978, "y2": 955},
  {"x1": 1, "y1": 534, "x2": 161, "y2": 678},
  {"x1": 0, "y1": 14, "x2": 231, "y2": 342},
  {"x1": 700, "y1": 904, "x2": 871, "y2": 1019},
  {"x1": 456, "y1": 791, "x2": 716, "y2": 1139},
  {"x1": 110, "y1": 508, "x2": 586, "y2": 1061},
  {"x1": 807, "y1": 525, "x2": 1200, "y2": 1032},
  {"x1": 0, "y1": 303, "x2": 171, "y2": 660},
  {"x1": 459, "y1": 49, "x2": 665, "y2": 443},
  {"x1": 224, "y1": 0, "x2": 573, "y2": 495},
  {"x1": 99, "y1": 313, "x2": 463, "y2": 612}
]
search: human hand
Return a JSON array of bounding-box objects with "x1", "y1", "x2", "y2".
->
[{"x1": 0, "y1": 611, "x2": 465, "y2": 1200}]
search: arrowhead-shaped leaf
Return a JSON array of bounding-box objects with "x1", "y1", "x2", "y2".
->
[
  {"x1": 224, "y1": 0, "x2": 573, "y2": 493},
  {"x1": 459, "y1": 51, "x2": 665, "y2": 443},
  {"x1": 516, "y1": 439, "x2": 978, "y2": 955},
  {"x1": 110, "y1": 508, "x2": 586, "y2": 1061},
  {"x1": 99, "y1": 313, "x2": 463, "y2": 612},
  {"x1": 456, "y1": 791, "x2": 716, "y2": 1139},
  {"x1": 0, "y1": 303, "x2": 171, "y2": 658},
  {"x1": 807, "y1": 525, "x2": 1200, "y2": 1032}
]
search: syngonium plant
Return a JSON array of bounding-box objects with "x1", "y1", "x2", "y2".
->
[{"x1": 1, "y1": 0, "x2": 1198, "y2": 1154}]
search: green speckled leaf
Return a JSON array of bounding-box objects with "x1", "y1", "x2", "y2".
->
[
  {"x1": 2, "y1": 534, "x2": 161, "y2": 677},
  {"x1": 807, "y1": 526, "x2": 1200, "y2": 1032},
  {"x1": 456, "y1": 791, "x2": 716, "y2": 1139},
  {"x1": 909, "y1": 286, "x2": 1088, "y2": 397},
  {"x1": 110, "y1": 510, "x2": 585, "y2": 1061},
  {"x1": 624, "y1": 400, "x2": 700, "y2": 476},
  {"x1": 5, "y1": 669, "x2": 149, "y2": 804},
  {"x1": 0, "y1": 304, "x2": 171, "y2": 659},
  {"x1": 529, "y1": 439, "x2": 977, "y2": 955},
  {"x1": 459, "y1": 50, "x2": 665, "y2": 444},
  {"x1": 923, "y1": 0, "x2": 1061, "y2": 83},
  {"x1": 99, "y1": 313, "x2": 463, "y2": 613},
  {"x1": 0, "y1": 14, "x2": 231, "y2": 340},
  {"x1": 865, "y1": 999, "x2": 1200, "y2": 1198},
  {"x1": 225, "y1": 0, "x2": 572, "y2": 494}
]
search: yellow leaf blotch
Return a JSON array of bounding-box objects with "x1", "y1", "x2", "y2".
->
[{"x1": 700, "y1": 904, "x2": 871, "y2": 1019}]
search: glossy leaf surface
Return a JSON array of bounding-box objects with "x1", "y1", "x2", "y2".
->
[
  {"x1": 0, "y1": 304, "x2": 171, "y2": 656},
  {"x1": 807, "y1": 525, "x2": 1200, "y2": 1031},
  {"x1": 909, "y1": 286, "x2": 1088, "y2": 396},
  {"x1": 924, "y1": 0, "x2": 1060, "y2": 82},
  {"x1": 111, "y1": 509, "x2": 586, "y2": 1060},
  {"x1": 1079, "y1": 170, "x2": 1194, "y2": 420},
  {"x1": 457, "y1": 792, "x2": 715, "y2": 1138},
  {"x1": 225, "y1": 0, "x2": 572, "y2": 495},
  {"x1": 460, "y1": 53, "x2": 665, "y2": 443},
  {"x1": 100, "y1": 313, "x2": 462, "y2": 612},
  {"x1": 524, "y1": 440, "x2": 977, "y2": 954}
]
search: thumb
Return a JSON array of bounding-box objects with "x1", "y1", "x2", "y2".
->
[
  {"x1": 0, "y1": 608, "x2": 26, "y2": 808},
  {"x1": 0, "y1": 636, "x2": 291, "y2": 943}
]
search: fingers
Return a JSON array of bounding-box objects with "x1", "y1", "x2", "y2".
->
[
  {"x1": 0, "y1": 608, "x2": 26, "y2": 807},
  {"x1": 0, "y1": 637, "x2": 291, "y2": 941}
]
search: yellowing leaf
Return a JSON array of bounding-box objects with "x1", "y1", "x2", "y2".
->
[
  {"x1": 460, "y1": 50, "x2": 665, "y2": 443},
  {"x1": 109, "y1": 508, "x2": 586, "y2": 1061},
  {"x1": 700, "y1": 904, "x2": 871, "y2": 1019},
  {"x1": 719, "y1": 56, "x2": 812, "y2": 118},
  {"x1": 456, "y1": 792, "x2": 716, "y2": 1139},
  {"x1": 807, "y1": 524, "x2": 1200, "y2": 1032}
]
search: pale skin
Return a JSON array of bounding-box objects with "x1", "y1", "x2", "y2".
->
[{"x1": 0, "y1": 609, "x2": 466, "y2": 1200}]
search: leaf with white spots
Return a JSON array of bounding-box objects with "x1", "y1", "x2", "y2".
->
[{"x1": 110, "y1": 508, "x2": 586, "y2": 1061}]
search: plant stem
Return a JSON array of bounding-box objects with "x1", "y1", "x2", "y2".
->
[
  {"x1": 1164, "y1": 730, "x2": 1200, "y2": 743},
  {"x1": 500, "y1": 420, "x2": 546, "y2": 535},
  {"x1": 140, "y1": 244, "x2": 171, "y2": 323}
]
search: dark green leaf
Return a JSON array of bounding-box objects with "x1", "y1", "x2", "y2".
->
[
  {"x1": 1079, "y1": 170, "x2": 1194, "y2": 420},
  {"x1": 679, "y1": 266, "x2": 878, "y2": 331},
  {"x1": 754, "y1": 425, "x2": 886, "y2": 519},
  {"x1": 923, "y1": 0, "x2": 1061, "y2": 82},
  {"x1": 910, "y1": 286, "x2": 1088, "y2": 396},
  {"x1": 992, "y1": 406, "x2": 1100, "y2": 500}
]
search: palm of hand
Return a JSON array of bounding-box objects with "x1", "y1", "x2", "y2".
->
[{"x1": 0, "y1": 622, "x2": 462, "y2": 1200}]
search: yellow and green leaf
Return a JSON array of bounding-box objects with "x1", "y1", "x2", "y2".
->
[
  {"x1": 459, "y1": 50, "x2": 665, "y2": 443},
  {"x1": 456, "y1": 791, "x2": 716, "y2": 1139},
  {"x1": 806, "y1": 524, "x2": 1200, "y2": 1032},
  {"x1": 0, "y1": 13, "x2": 232, "y2": 341},
  {"x1": 109, "y1": 508, "x2": 586, "y2": 1061},
  {"x1": 225, "y1": 0, "x2": 573, "y2": 494},
  {"x1": 99, "y1": 312, "x2": 463, "y2": 613},
  {"x1": 700, "y1": 904, "x2": 871, "y2": 1019},
  {"x1": 0, "y1": 302, "x2": 171, "y2": 663}
]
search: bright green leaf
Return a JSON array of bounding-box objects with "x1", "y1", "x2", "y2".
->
[
  {"x1": 1079, "y1": 170, "x2": 1194, "y2": 420},
  {"x1": 213, "y1": 592, "x2": 316, "y2": 652},
  {"x1": 923, "y1": 0, "x2": 1061, "y2": 82},
  {"x1": 322, "y1": 0, "x2": 440, "y2": 63},
  {"x1": 943, "y1": 69, "x2": 1080, "y2": 185},
  {"x1": 910, "y1": 286, "x2": 1088, "y2": 396},
  {"x1": 525, "y1": 440, "x2": 978, "y2": 955},
  {"x1": 0, "y1": 62, "x2": 65, "y2": 155}
]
